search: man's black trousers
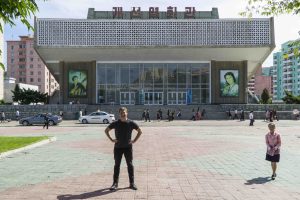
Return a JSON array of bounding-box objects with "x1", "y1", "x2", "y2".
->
[{"x1": 113, "y1": 147, "x2": 134, "y2": 184}]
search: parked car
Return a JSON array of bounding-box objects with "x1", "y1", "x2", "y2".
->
[
  {"x1": 19, "y1": 113, "x2": 62, "y2": 126},
  {"x1": 79, "y1": 111, "x2": 115, "y2": 124}
]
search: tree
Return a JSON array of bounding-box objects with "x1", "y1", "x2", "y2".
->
[
  {"x1": 12, "y1": 84, "x2": 48, "y2": 104},
  {"x1": 12, "y1": 84, "x2": 21, "y2": 102},
  {"x1": 261, "y1": 88, "x2": 271, "y2": 104},
  {"x1": 240, "y1": 0, "x2": 300, "y2": 17},
  {"x1": 282, "y1": 90, "x2": 300, "y2": 103},
  {"x1": 0, "y1": 0, "x2": 46, "y2": 69}
]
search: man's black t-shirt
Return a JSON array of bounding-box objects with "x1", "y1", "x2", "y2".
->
[{"x1": 108, "y1": 119, "x2": 139, "y2": 148}]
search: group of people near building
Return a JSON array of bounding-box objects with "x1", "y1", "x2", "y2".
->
[
  {"x1": 142, "y1": 109, "x2": 184, "y2": 122},
  {"x1": 227, "y1": 108, "x2": 254, "y2": 126},
  {"x1": 265, "y1": 109, "x2": 279, "y2": 122},
  {"x1": 191, "y1": 108, "x2": 206, "y2": 121}
]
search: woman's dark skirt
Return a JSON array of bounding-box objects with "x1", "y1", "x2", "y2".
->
[{"x1": 265, "y1": 154, "x2": 280, "y2": 162}]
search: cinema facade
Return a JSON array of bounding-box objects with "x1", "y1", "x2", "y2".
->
[{"x1": 34, "y1": 7, "x2": 275, "y2": 105}]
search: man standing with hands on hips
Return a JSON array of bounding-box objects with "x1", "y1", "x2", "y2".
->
[{"x1": 105, "y1": 107, "x2": 142, "y2": 191}]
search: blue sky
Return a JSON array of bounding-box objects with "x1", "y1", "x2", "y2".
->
[{"x1": 3, "y1": 0, "x2": 300, "y2": 68}]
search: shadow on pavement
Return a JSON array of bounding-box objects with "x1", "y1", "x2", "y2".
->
[
  {"x1": 245, "y1": 177, "x2": 272, "y2": 185},
  {"x1": 57, "y1": 187, "x2": 128, "y2": 199}
]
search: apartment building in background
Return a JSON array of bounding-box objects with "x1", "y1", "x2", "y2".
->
[
  {"x1": 248, "y1": 66, "x2": 272, "y2": 100},
  {"x1": 6, "y1": 35, "x2": 59, "y2": 95},
  {"x1": 272, "y1": 38, "x2": 300, "y2": 100},
  {"x1": 0, "y1": 20, "x2": 4, "y2": 100}
]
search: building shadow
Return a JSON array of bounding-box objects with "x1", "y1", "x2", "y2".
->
[
  {"x1": 245, "y1": 177, "x2": 271, "y2": 185},
  {"x1": 57, "y1": 187, "x2": 128, "y2": 200}
]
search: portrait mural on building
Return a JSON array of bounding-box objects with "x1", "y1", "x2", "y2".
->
[
  {"x1": 220, "y1": 70, "x2": 239, "y2": 97},
  {"x1": 68, "y1": 70, "x2": 87, "y2": 97}
]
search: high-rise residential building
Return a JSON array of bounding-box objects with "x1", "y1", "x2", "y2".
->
[
  {"x1": 248, "y1": 66, "x2": 272, "y2": 100},
  {"x1": 34, "y1": 7, "x2": 274, "y2": 105},
  {"x1": 0, "y1": 20, "x2": 4, "y2": 100},
  {"x1": 272, "y1": 38, "x2": 300, "y2": 100},
  {"x1": 6, "y1": 35, "x2": 59, "y2": 95}
]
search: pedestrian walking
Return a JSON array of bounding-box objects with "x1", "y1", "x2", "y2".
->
[
  {"x1": 177, "y1": 109, "x2": 182, "y2": 119},
  {"x1": 265, "y1": 123, "x2": 281, "y2": 180},
  {"x1": 16, "y1": 110, "x2": 20, "y2": 121},
  {"x1": 159, "y1": 109, "x2": 163, "y2": 120},
  {"x1": 145, "y1": 109, "x2": 150, "y2": 122},
  {"x1": 249, "y1": 111, "x2": 254, "y2": 126},
  {"x1": 157, "y1": 109, "x2": 161, "y2": 121},
  {"x1": 59, "y1": 110, "x2": 64, "y2": 119},
  {"x1": 105, "y1": 107, "x2": 142, "y2": 191},
  {"x1": 43, "y1": 113, "x2": 49, "y2": 129},
  {"x1": 233, "y1": 109, "x2": 238, "y2": 120},
  {"x1": 191, "y1": 109, "x2": 196, "y2": 121},
  {"x1": 227, "y1": 109, "x2": 232, "y2": 119},
  {"x1": 167, "y1": 109, "x2": 170, "y2": 121},
  {"x1": 141, "y1": 110, "x2": 146, "y2": 121},
  {"x1": 1, "y1": 111, "x2": 6, "y2": 122},
  {"x1": 240, "y1": 109, "x2": 245, "y2": 121}
]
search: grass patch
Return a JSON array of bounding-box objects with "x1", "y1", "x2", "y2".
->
[{"x1": 0, "y1": 136, "x2": 49, "y2": 153}]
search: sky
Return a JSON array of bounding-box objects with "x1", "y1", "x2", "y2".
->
[{"x1": 3, "y1": 0, "x2": 300, "y2": 68}]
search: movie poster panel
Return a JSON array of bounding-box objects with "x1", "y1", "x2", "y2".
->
[
  {"x1": 220, "y1": 70, "x2": 239, "y2": 97},
  {"x1": 68, "y1": 70, "x2": 87, "y2": 97}
]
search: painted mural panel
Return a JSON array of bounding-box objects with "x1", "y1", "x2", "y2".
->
[
  {"x1": 220, "y1": 70, "x2": 239, "y2": 97},
  {"x1": 68, "y1": 70, "x2": 87, "y2": 97}
]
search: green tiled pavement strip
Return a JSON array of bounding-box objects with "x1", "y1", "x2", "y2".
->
[{"x1": 0, "y1": 120, "x2": 300, "y2": 199}]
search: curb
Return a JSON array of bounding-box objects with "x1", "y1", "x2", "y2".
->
[{"x1": 0, "y1": 137, "x2": 57, "y2": 159}]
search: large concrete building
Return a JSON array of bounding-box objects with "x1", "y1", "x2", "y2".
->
[
  {"x1": 6, "y1": 35, "x2": 59, "y2": 95},
  {"x1": 0, "y1": 20, "x2": 4, "y2": 100},
  {"x1": 35, "y1": 7, "x2": 275, "y2": 105},
  {"x1": 272, "y1": 38, "x2": 300, "y2": 100},
  {"x1": 248, "y1": 66, "x2": 272, "y2": 100}
]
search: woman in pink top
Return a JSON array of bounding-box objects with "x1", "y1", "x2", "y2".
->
[{"x1": 265, "y1": 123, "x2": 281, "y2": 180}]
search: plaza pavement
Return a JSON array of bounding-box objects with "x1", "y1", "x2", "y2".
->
[{"x1": 0, "y1": 119, "x2": 300, "y2": 200}]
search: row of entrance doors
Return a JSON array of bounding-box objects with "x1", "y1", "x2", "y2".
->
[{"x1": 120, "y1": 92, "x2": 187, "y2": 105}]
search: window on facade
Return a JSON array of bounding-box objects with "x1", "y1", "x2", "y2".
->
[
  {"x1": 30, "y1": 58, "x2": 34, "y2": 62},
  {"x1": 19, "y1": 58, "x2": 25, "y2": 62},
  {"x1": 19, "y1": 78, "x2": 22, "y2": 82},
  {"x1": 38, "y1": 78, "x2": 41, "y2": 82},
  {"x1": 30, "y1": 71, "x2": 34, "y2": 75},
  {"x1": 11, "y1": 59, "x2": 14, "y2": 63},
  {"x1": 30, "y1": 64, "x2": 33, "y2": 68},
  {"x1": 11, "y1": 46, "x2": 14, "y2": 50},
  {"x1": 38, "y1": 71, "x2": 41, "y2": 75},
  {"x1": 30, "y1": 78, "x2": 34, "y2": 82}
]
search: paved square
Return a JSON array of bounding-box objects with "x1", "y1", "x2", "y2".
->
[{"x1": 0, "y1": 120, "x2": 300, "y2": 199}]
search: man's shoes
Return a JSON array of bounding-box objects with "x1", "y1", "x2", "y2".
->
[
  {"x1": 109, "y1": 182, "x2": 118, "y2": 191},
  {"x1": 129, "y1": 183, "x2": 137, "y2": 190}
]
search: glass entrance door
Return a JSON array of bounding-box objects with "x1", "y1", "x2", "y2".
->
[
  {"x1": 168, "y1": 92, "x2": 187, "y2": 105},
  {"x1": 145, "y1": 92, "x2": 163, "y2": 105},
  {"x1": 178, "y1": 92, "x2": 187, "y2": 105},
  {"x1": 120, "y1": 92, "x2": 135, "y2": 105}
]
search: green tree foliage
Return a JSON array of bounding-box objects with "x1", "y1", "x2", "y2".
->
[
  {"x1": 12, "y1": 84, "x2": 48, "y2": 104},
  {"x1": 12, "y1": 84, "x2": 21, "y2": 102},
  {"x1": 0, "y1": 0, "x2": 45, "y2": 33},
  {"x1": 240, "y1": 0, "x2": 300, "y2": 17},
  {"x1": 282, "y1": 90, "x2": 300, "y2": 103},
  {"x1": 261, "y1": 88, "x2": 272, "y2": 104},
  {"x1": 0, "y1": 0, "x2": 46, "y2": 68}
]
